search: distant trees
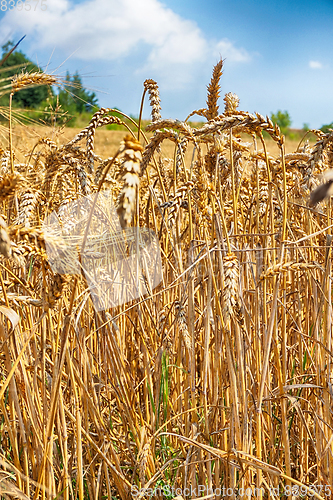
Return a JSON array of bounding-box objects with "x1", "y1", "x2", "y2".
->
[
  {"x1": 57, "y1": 72, "x2": 98, "y2": 114},
  {"x1": 0, "y1": 42, "x2": 99, "y2": 123},
  {"x1": 270, "y1": 111, "x2": 333, "y2": 136},
  {"x1": 320, "y1": 122, "x2": 333, "y2": 133},
  {"x1": 0, "y1": 41, "x2": 52, "y2": 109},
  {"x1": 270, "y1": 110, "x2": 292, "y2": 134}
]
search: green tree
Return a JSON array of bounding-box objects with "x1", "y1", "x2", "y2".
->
[
  {"x1": 270, "y1": 110, "x2": 292, "y2": 134},
  {"x1": 0, "y1": 41, "x2": 52, "y2": 109},
  {"x1": 57, "y1": 71, "x2": 98, "y2": 114},
  {"x1": 320, "y1": 122, "x2": 333, "y2": 133}
]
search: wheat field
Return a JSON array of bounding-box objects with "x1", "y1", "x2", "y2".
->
[{"x1": 0, "y1": 61, "x2": 332, "y2": 499}]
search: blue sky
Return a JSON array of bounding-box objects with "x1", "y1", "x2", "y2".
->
[{"x1": 1, "y1": 0, "x2": 333, "y2": 128}]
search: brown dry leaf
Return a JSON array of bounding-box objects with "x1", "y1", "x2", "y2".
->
[{"x1": 0, "y1": 305, "x2": 20, "y2": 329}]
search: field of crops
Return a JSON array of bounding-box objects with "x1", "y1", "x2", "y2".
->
[{"x1": 0, "y1": 61, "x2": 332, "y2": 499}]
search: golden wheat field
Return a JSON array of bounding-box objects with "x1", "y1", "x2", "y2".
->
[{"x1": 0, "y1": 61, "x2": 332, "y2": 499}]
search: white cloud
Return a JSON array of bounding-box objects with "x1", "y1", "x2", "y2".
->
[
  {"x1": 215, "y1": 39, "x2": 251, "y2": 63},
  {"x1": 309, "y1": 60, "x2": 323, "y2": 69},
  {"x1": 1, "y1": 0, "x2": 251, "y2": 87}
]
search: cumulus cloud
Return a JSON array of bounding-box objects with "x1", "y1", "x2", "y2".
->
[
  {"x1": 309, "y1": 60, "x2": 323, "y2": 69},
  {"x1": 1, "y1": 0, "x2": 251, "y2": 87},
  {"x1": 215, "y1": 39, "x2": 251, "y2": 63}
]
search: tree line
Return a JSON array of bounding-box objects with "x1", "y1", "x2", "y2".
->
[
  {"x1": 0, "y1": 41, "x2": 99, "y2": 125},
  {"x1": 1, "y1": 41, "x2": 332, "y2": 134},
  {"x1": 270, "y1": 110, "x2": 333, "y2": 136}
]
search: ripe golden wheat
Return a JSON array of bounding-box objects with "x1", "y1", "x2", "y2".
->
[{"x1": 0, "y1": 60, "x2": 331, "y2": 499}]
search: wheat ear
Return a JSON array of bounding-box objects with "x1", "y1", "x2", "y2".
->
[
  {"x1": 143, "y1": 79, "x2": 162, "y2": 123},
  {"x1": 117, "y1": 135, "x2": 143, "y2": 228},
  {"x1": 223, "y1": 253, "x2": 240, "y2": 321},
  {"x1": 0, "y1": 173, "x2": 25, "y2": 201},
  {"x1": 0, "y1": 217, "x2": 11, "y2": 258},
  {"x1": 206, "y1": 58, "x2": 224, "y2": 120},
  {"x1": 223, "y1": 92, "x2": 240, "y2": 115},
  {"x1": 12, "y1": 72, "x2": 57, "y2": 92}
]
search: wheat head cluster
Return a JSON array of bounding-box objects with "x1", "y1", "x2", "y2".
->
[{"x1": 0, "y1": 60, "x2": 332, "y2": 499}]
